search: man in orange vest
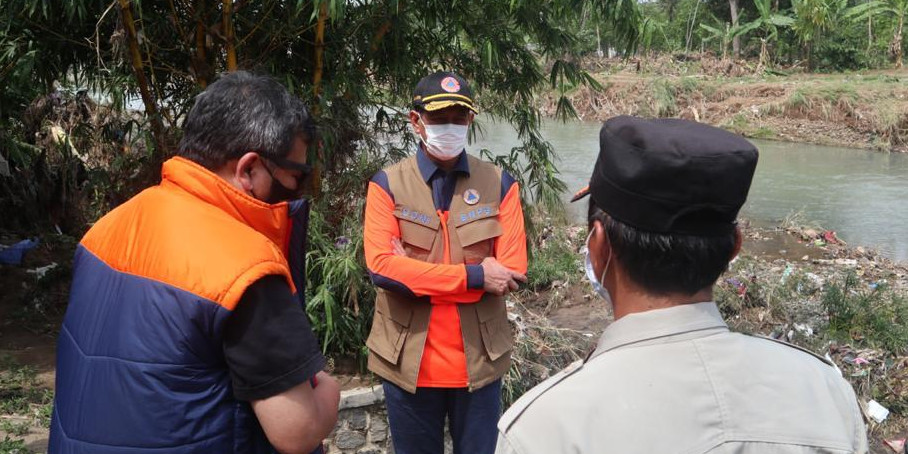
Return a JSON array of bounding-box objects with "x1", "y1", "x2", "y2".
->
[
  {"x1": 363, "y1": 71, "x2": 528, "y2": 454},
  {"x1": 50, "y1": 71, "x2": 340, "y2": 454}
]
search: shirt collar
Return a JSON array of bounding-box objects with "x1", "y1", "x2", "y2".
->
[
  {"x1": 416, "y1": 145, "x2": 470, "y2": 183},
  {"x1": 160, "y1": 157, "x2": 291, "y2": 249},
  {"x1": 588, "y1": 302, "x2": 728, "y2": 362}
]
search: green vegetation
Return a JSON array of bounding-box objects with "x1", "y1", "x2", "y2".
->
[
  {"x1": 825, "y1": 273, "x2": 908, "y2": 353},
  {"x1": 0, "y1": 421, "x2": 29, "y2": 438},
  {"x1": 525, "y1": 229, "x2": 582, "y2": 291},
  {"x1": 0, "y1": 437, "x2": 28, "y2": 454},
  {"x1": 639, "y1": 0, "x2": 907, "y2": 72},
  {"x1": 0, "y1": 356, "x2": 52, "y2": 428},
  {"x1": 0, "y1": 0, "x2": 643, "y2": 362}
]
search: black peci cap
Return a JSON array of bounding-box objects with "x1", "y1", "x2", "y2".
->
[
  {"x1": 571, "y1": 116, "x2": 759, "y2": 236},
  {"x1": 412, "y1": 71, "x2": 478, "y2": 114}
]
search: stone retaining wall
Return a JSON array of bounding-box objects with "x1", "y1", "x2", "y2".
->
[{"x1": 323, "y1": 386, "x2": 392, "y2": 454}]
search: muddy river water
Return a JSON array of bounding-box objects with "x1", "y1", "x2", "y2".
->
[{"x1": 471, "y1": 119, "x2": 908, "y2": 262}]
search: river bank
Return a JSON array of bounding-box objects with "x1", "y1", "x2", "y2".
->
[{"x1": 540, "y1": 55, "x2": 908, "y2": 153}]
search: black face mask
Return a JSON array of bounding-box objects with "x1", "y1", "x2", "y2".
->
[
  {"x1": 264, "y1": 174, "x2": 303, "y2": 204},
  {"x1": 255, "y1": 157, "x2": 311, "y2": 204}
]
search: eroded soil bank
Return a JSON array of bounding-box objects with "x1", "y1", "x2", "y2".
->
[{"x1": 542, "y1": 55, "x2": 908, "y2": 153}]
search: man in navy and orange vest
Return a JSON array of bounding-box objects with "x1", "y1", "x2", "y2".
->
[
  {"x1": 50, "y1": 72, "x2": 340, "y2": 454},
  {"x1": 363, "y1": 71, "x2": 528, "y2": 454}
]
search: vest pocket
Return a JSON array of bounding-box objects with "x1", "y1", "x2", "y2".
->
[
  {"x1": 475, "y1": 299, "x2": 513, "y2": 361},
  {"x1": 366, "y1": 296, "x2": 413, "y2": 365},
  {"x1": 455, "y1": 218, "x2": 502, "y2": 264},
  {"x1": 395, "y1": 211, "x2": 439, "y2": 262}
]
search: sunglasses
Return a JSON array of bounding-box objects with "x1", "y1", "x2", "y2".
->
[{"x1": 256, "y1": 153, "x2": 312, "y2": 191}]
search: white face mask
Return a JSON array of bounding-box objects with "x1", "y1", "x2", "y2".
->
[
  {"x1": 419, "y1": 116, "x2": 468, "y2": 159},
  {"x1": 583, "y1": 230, "x2": 613, "y2": 308}
]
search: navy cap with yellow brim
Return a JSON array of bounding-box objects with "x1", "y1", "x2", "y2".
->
[
  {"x1": 415, "y1": 93, "x2": 479, "y2": 114},
  {"x1": 412, "y1": 71, "x2": 479, "y2": 114}
]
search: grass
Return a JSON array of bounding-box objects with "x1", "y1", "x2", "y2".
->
[
  {"x1": 0, "y1": 355, "x2": 53, "y2": 426},
  {"x1": 648, "y1": 79, "x2": 677, "y2": 117},
  {"x1": 678, "y1": 76, "x2": 701, "y2": 94},
  {"x1": 786, "y1": 89, "x2": 811, "y2": 111},
  {"x1": 815, "y1": 84, "x2": 859, "y2": 104},
  {"x1": 0, "y1": 437, "x2": 28, "y2": 454},
  {"x1": 0, "y1": 421, "x2": 29, "y2": 437},
  {"x1": 872, "y1": 103, "x2": 908, "y2": 148},
  {"x1": 751, "y1": 126, "x2": 776, "y2": 139},
  {"x1": 502, "y1": 301, "x2": 589, "y2": 407},
  {"x1": 723, "y1": 113, "x2": 775, "y2": 139},
  {"x1": 824, "y1": 272, "x2": 908, "y2": 355},
  {"x1": 526, "y1": 227, "x2": 582, "y2": 291}
]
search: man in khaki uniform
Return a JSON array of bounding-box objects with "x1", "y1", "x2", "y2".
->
[{"x1": 496, "y1": 116, "x2": 868, "y2": 454}]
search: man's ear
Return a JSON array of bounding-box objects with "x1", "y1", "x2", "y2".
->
[
  {"x1": 409, "y1": 110, "x2": 423, "y2": 136},
  {"x1": 234, "y1": 152, "x2": 260, "y2": 193},
  {"x1": 588, "y1": 218, "x2": 611, "y2": 278}
]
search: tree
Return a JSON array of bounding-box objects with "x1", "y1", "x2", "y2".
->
[
  {"x1": 847, "y1": 0, "x2": 908, "y2": 67},
  {"x1": 701, "y1": 22, "x2": 733, "y2": 59},
  {"x1": 791, "y1": 0, "x2": 847, "y2": 69},
  {"x1": 732, "y1": 0, "x2": 795, "y2": 68},
  {"x1": 1, "y1": 0, "x2": 642, "y2": 357},
  {"x1": 730, "y1": 0, "x2": 743, "y2": 57}
]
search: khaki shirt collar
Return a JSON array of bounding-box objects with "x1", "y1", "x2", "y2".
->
[{"x1": 588, "y1": 302, "x2": 728, "y2": 362}]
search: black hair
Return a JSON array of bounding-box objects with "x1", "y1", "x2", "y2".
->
[
  {"x1": 176, "y1": 71, "x2": 316, "y2": 170},
  {"x1": 588, "y1": 202, "x2": 736, "y2": 296}
]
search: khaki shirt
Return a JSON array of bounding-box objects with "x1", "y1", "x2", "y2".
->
[{"x1": 497, "y1": 302, "x2": 868, "y2": 454}]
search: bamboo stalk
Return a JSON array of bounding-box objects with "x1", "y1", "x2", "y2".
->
[
  {"x1": 223, "y1": 0, "x2": 237, "y2": 71},
  {"x1": 308, "y1": 1, "x2": 330, "y2": 198},
  {"x1": 355, "y1": 1, "x2": 404, "y2": 74},
  {"x1": 117, "y1": 0, "x2": 167, "y2": 158},
  {"x1": 370, "y1": 20, "x2": 393, "y2": 54},
  {"x1": 195, "y1": 0, "x2": 209, "y2": 87},
  {"x1": 167, "y1": 0, "x2": 186, "y2": 40},
  {"x1": 312, "y1": 0, "x2": 328, "y2": 99}
]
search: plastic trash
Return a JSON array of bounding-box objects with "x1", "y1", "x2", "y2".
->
[
  {"x1": 822, "y1": 230, "x2": 841, "y2": 245},
  {"x1": 781, "y1": 265, "x2": 794, "y2": 283},
  {"x1": 726, "y1": 278, "x2": 747, "y2": 297},
  {"x1": 793, "y1": 323, "x2": 813, "y2": 337},
  {"x1": 853, "y1": 357, "x2": 870, "y2": 366},
  {"x1": 27, "y1": 262, "x2": 58, "y2": 279},
  {"x1": 867, "y1": 399, "x2": 890, "y2": 423},
  {"x1": 883, "y1": 438, "x2": 905, "y2": 453},
  {"x1": 0, "y1": 238, "x2": 39, "y2": 265}
]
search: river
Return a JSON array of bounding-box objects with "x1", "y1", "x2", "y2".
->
[{"x1": 470, "y1": 119, "x2": 908, "y2": 263}]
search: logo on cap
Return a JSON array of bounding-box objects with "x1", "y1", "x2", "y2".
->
[
  {"x1": 463, "y1": 189, "x2": 480, "y2": 205},
  {"x1": 441, "y1": 77, "x2": 461, "y2": 93}
]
